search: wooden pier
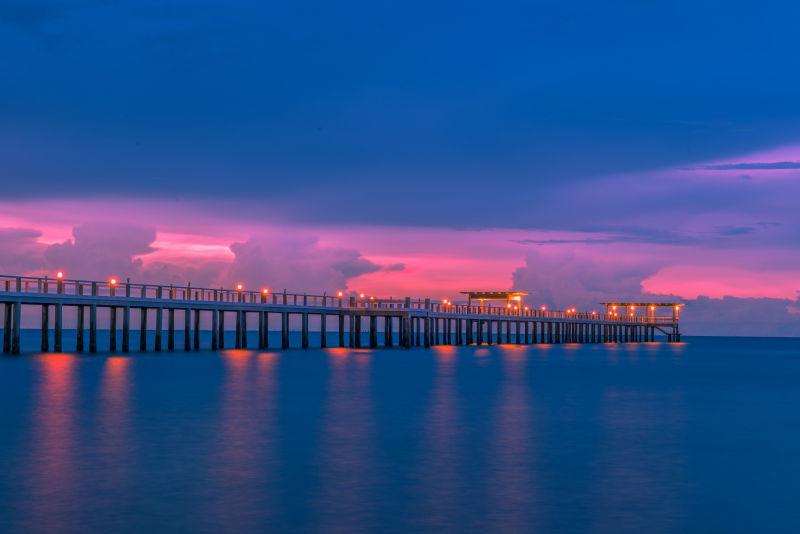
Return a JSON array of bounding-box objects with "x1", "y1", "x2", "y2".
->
[{"x1": 0, "y1": 275, "x2": 682, "y2": 355}]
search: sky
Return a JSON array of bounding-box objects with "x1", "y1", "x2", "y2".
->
[{"x1": 1, "y1": 0, "x2": 799, "y2": 335}]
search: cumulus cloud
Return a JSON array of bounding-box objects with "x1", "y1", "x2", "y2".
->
[
  {"x1": 680, "y1": 295, "x2": 800, "y2": 337},
  {"x1": 0, "y1": 227, "x2": 46, "y2": 273},
  {"x1": 511, "y1": 248, "x2": 800, "y2": 336},
  {"x1": 511, "y1": 248, "x2": 663, "y2": 310},
  {"x1": 44, "y1": 222, "x2": 156, "y2": 280},
  {"x1": 226, "y1": 235, "x2": 382, "y2": 293}
]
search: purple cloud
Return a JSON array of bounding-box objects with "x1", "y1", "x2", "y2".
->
[
  {"x1": 44, "y1": 223, "x2": 156, "y2": 281},
  {"x1": 226, "y1": 235, "x2": 382, "y2": 293},
  {"x1": 511, "y1": 248, "x2": 664, "y2": 311},
  {"x1": 700, "y1": 161, "x2": 800, "y2": 171},
  {"x1": 0, "y1": 228, "x2": 46, "y2": 273}
]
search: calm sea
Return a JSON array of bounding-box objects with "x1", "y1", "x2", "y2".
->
[{"x1": 0, "y1": 334, "x2": 798, "y2": 533}]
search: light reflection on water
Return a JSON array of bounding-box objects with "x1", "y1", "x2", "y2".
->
[
  {"x1": 414, "y1": 347, "x2": 461, "y2": 530},
  {"x1": 314, "y1": 349, "x2": 377, "y2": 532},
  {"x1": 21, "y1": 355, "x2": 78, "y2": 532},
  {"x1": 0, "y1": 337, "x2": 798, "y2": 533}
]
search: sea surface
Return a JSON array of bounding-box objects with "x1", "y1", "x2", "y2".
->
[{"x1": 0, "y1": 334, "x2": 798, "y2": 533}]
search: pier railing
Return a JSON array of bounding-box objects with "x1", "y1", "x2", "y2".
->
[{"x1": 0, "y1": 274, "x2": 676, "y2": 324}]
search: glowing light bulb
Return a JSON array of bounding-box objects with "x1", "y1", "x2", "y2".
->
[
  {"x1": 110, "y1": 278, "x2": 117, "y2": 285},
  {"x1": 360, "y1": 293, "x2": 365, "y2": 298},
  {"x1": 56, "y1": 271, "x2": 63, "y2": 279},
  {"x1": 236, "y1": 284, "x2": 243, "y2": 291},
  {"x1": 262, "y1": 288, "x2": 269, "y2": 294},
  {"x1": 337, "y1": 291, "x2": 343, "y2": 297}
]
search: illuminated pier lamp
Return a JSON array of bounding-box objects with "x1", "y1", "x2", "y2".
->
[{"x1": 56, "y1": 271, "x2": 64, "y2": 279}]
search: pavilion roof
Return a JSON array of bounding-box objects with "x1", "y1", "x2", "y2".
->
[{"x1": 460, "y1": 291, "x2": 528, "y2": 300}]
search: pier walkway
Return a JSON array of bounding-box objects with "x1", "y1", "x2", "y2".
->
[{"x1": 0, "y1": 275, "x2": 681, "y2": 355}]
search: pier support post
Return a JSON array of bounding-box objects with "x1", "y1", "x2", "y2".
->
[
  {"x1": 368, "y1": 315, "x2": 377, "y2": 348},
  {"x1": 398, "y1": 317, "x2": 404, "y2": 348},
  {"x1": 218, "y1": 311, "x2": 225, "y2": 349},
  {"x1": 109, "y1": 307, "x2": 117, "y2": 352},
  {"x1": 384, "y1": 316, "x2": 391, "y2": 347},
  {"x1": 257, "y1": 310, "x2": 263, "y2": 349},
  {"x1": 77, "y1": 306, "x2": 85, "y2": 351},
  {"x1": 155, "y1": 308, "x2": 163, "y2": 351},
  {"x1": 211, "y1": 310, "x2": 219, "y2": 350},
  {"x1": 320, "y1": 313, "x2": 327, "y2": 348},
  {"x1": 348, "y1": 313, "x2": 356, "y2": 348},
  {"x1": 281, "y1": 312, "x2": 290, "y2": 349},
  {"x1": 122, "y1": 306, "x2": 130, "y2": 352},
  {"x1": 41, "y1": 304, "x2": 49, "y2": 352},
  {"x1": 265, "y1": 311, "x2": 272, "y2": 349},
  {"x1": 235, "y1": 310, "x2": 242, "y2": 349},
  {"x1": 168, "y1": 309, "x2": 175, "y2": 351},
  {"x1": 184, "y1": 308, "x2": 191, "y2": 351},
  {"x1": 240, "y1": 311, "x2": 246, "y2": 349},
  {"x1": 338, "y1": 314, "x2": 345, "y2": 347},
  {"x1": 423, "y1": 316, "x2": 431, "y2": 348},
  {"x1": 3, "y1": 303, "x2": 11, "y2": 353},
  {"x1": 302, "y1": 313, "x2": 309, "y2": 349},
  {"x1": 54, "y1": 303, "x2": 62, "y2": 352},
  {"x1": 11, "y1": 302, "x2": 21, "y2": 354},
  {"x1": 486, "y1": 320, "x2": 493, "y2": 345},
  {"x1": 138, "y1": 307, "x2": 146, "y2": 352},
  {"x1": 195, "y1": 309, "x2": 202, "y2": 350},
  {"x1": 89, "y1": 304, "x2": 97, "y2": 353},
  {"x1": 355, "y1": 315, "x2": 363, "y2": 348}
]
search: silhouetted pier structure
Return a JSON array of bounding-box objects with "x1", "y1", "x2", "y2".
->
[{"x1": 0, "y1": 275, "x2": 682, "y2": 354}]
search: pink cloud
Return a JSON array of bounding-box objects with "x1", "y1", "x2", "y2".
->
[
  {"x1": 0, "y1": 183, "x2": 798, "y2": 336},
  {"x1": 226, "y1": 234, "x2": 384, "y2": 293}
]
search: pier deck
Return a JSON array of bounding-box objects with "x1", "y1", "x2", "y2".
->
[{"x1": 0, "y1": 275, "x2": 681, "y2": 354}]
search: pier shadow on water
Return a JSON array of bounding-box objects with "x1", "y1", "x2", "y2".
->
[{"x1": 1, "y1": 335, "x2": 800, "y2": 533}]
